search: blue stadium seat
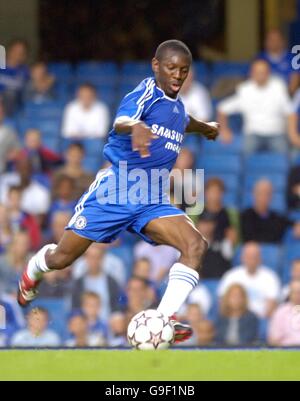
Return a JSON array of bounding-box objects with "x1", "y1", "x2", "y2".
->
[
  {"x1": 202, "y1": 135, "x2": 243, "y2": 155},
  {"x1": 75, "y1": 62, "x2": 118, "y2": 86},
  {"x1": 197, "y1": 155, "x2": 241, "y2": 175},
  {"x1": 244, "y1": 173, "x2": 287, "y2": 192},
  {"x1": 41, "y1": 136, "x2": 61, "y2": 153},
  {"x1": 242, "y1": 191, "x2": 287, "y2": 213},
  {"x1": 232, "y1": 244, "x2": 282, "y2": 273},
  {"x1": 193, "y1": 61, "x2": 210, "y2": 86},
  {"x1": 82, "y1": 138, "x2": 105, "y2": 158},
  {"x1": 48, "y1": 62, "x2": 73, "y2": 81},
  {"x1": 245, "y1": 153, "x2": 289, "y2": 174},
  {"x1": 281, "y1": 244, "x2": 300, "y2": 284},
  {"x1": 121, "y1": 61, "x2": 153, "y2": 77},
  {"x1": 23, "y1": 101, "x2": 64, "y2": 119},
  {"x1": 211, "y1": 62, "x2": 250, "y2": 80},
  {"x1": 83, "y1": 156, "x2": 104, "y2": 173},
  {"x1": 223, "y1": 192, "x2": 239, "y2": 209},
  {"x1": 289, "y1": 211, "x2": 300, "y2": 222}
]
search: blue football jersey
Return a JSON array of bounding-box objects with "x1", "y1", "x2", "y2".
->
[{"x1": 103, "y1": 77, "x2": 190, "y2": 172}]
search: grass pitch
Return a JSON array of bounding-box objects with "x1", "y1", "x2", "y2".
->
[{"x1": 1, "y1": 349, "x2": 300, "y2": 381}]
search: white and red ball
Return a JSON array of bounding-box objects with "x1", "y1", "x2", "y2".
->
[{"x1": 127, "y1": 309, "x2": 175, "y2": 350}]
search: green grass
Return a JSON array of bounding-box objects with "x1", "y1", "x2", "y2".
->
[{"x1": 0, "y1": 350, "x2": 300, "y2": 381}]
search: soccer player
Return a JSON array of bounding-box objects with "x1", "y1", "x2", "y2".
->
[{"x1": 18, "y1": 40, "x2": 219, "y2": 343}]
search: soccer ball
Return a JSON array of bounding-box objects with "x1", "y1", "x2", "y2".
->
[{"x1": 127, "y1": 309, "x2": 175, "y2": 350}]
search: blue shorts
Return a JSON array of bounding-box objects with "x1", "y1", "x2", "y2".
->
[{"x1": 66, "y1": 167, "x2": 185, "y2": 245}]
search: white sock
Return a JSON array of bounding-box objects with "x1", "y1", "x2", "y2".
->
[
  {"x1": 157, "y1": 263, "x2": 199, "y2": 317},
  {"x1": 26, "y1": 244, "x2": 57, "y2": 281}
]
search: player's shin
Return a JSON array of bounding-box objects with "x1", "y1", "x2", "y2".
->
[
  {"x1": 26, "y1": 244, "x2": 57, "y2": 282},
  {"x1": 157, "y1": 262, "x2": 199, "y2": 317}
]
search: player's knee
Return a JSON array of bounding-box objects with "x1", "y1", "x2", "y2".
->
[
  {"x1": 46, "y1": 250, "x2": 73, "y2": 270},
  {"x1": 184, "y1": 234, "x2": 208, "y2": 261}
]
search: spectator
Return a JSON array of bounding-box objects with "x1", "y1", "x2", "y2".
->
[
  {"x1": 62, "y1": 83, "x2": 110, "y2": 139},
  {"x1": 108, "y1": 312, "x2": 127, "y2": 347},
  {"x1": 0, "y1": 100, "x2": 20, "y2": 174},
  {"x1": 241, "y1": 179, "x2": 289, "y2": 243},
  {"x1": 81, "y1": 292, "x2": 108, "y2": 345},
  {"x1": 216, "y1": 284, "x2": 259, "y2": 346},
  {"x1": 23, "y1": 61, "x2": 56, "y2": 103},
  {"x1": 134, "y1": 241, "x2": 179, "y2": 283},
  {"x1": 0, "y1": 39, "x2": 29, "y2": 115},
  {"x1": 38, "y1": 268, "x2": 73, "y2": 299},
  {"x1": 281, "y1": 260, "x2": 300, "y2": 301},
  {"x1": 195, "y1": 320, "x2": 215, "y2": 347},
  {"x1": 0, "y1": 295, "x2": 25, "y2": 347},
  {"x1": 50, "y1": 175, "x2": 77, "y2": 220},
  {"x1": 0, "y1": 231, "x2": 31, "y2": 295},
  {"x1": 268, "y1": 280, "x2": 300, "y2": 346},
  {"x1": 202, "y1": 178, "x2": 239, "y2": 244},
  {"x1": 6, "y1": 186, "x2": 41, "y2": 250},
  {"x1": 288, "y1": 88, "x2": 300, "y2": 153},
  {"x1": 218, "y1": 60, "x2": 292, "y2": 154},
  {"x1": 0, "y1": 157, "x2": 51, "y2": 224},
  {"x1": 177, "y1": 303, "x2": 204, "y2": 346},
  {"x1": 195, "y1": 212, "x2": 231, "y2": 279},
  {"x1": 180, "y1": 67, "x2": 213, "y2": 122},
  {"x1": 65, "y1": 310, "x2": 103, "y2": 347},
  {"x1": 258, "y1": 28, "x2": 300, "y2": 95},
  {"x1": 171, "y1": 148, "x2": 200, "y2": 213},
  {"x1": 48, "y1": 211, "x2": 72, "y2": 244},
  {"x1": 218, "y1": 242, "x2": 281, "y2": 318},
  {"x1": 53, "y1": 143, "x2": 94, "y2": 200},
  {"x1": 19, "y1": 129, "x2": 62, "y2": 176},
  {"x1": 125, "y1": 276, "x2": 157, "y2": 321},
  {"x1": 0, "y1": 204, "x2": 12, "y2": 253},
  {"x1": 11, "y1": 308, "x2": 61, "y2": 348},
  {"x1": 186, "y1": 282, "x2": 212, "y2": 317},
  {"x1": 287, "y1": 161, "x2": 300, "y2": 210},
  {"x1": 132, "y1": 258, "x2": 158, "y2": 303},
  {"x1": 71, "y1": 244, "x2": 123, "y2": 321}
]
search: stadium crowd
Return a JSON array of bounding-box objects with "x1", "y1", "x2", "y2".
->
[{"x1": 1, "y1": 29, "x2": 300, "y2": 348}]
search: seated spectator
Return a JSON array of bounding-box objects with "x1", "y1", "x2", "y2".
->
[
  {"x1": 62, "y1": 83, "x2": 110, "y2": 139},
  {"x1": 202, "y1": 178, "x2": 239, "y2": 244},
  {"x1": 0, "y1": 157, "x2": 51, "y2": 225},
  {"x1": 53, "y1": 143, "x2": 94, "y2": 200},
  {"x1": 50, "y1": 175, "x2": 77, "y2": 220},
  {"x1": 281, "y1": 260, "x2": 300, "y2": 301},
  {"x1": 71, "y1": 244, "x2": 123, "y2": 321},
  {"x1": 0, "y1": 39, "x2": 29, "y2": 115},
  {"x1": 0, "y1": 204, "x2": 12, "y2": 253},
  {"x1": 11, "y1": 308, "x2": 61, "y2": 348},
  {"x1": 257, "y1": 28, "x2": 300, "y2": 95},
  {"x1": 108, "y1": 312, "x2": 127, "y2": 347},
  {"x1": 73, "y1": 242, "x2": 126, "y2": 287},
  {"x1": 23, "y1": 61, "x2": 56, "y2": 103},
  {"x1": 218, "y1": 60, "x2": 292, "y2": 154},
  {"x1": 19, "y1": 129, "x2": 62, "y2": 176},
  {"x1": 171, "y1": 148, "x2": 200, "y2": 213},
  {"x1": 0, "y1": 100, "x2": 20, "y2": 174},
  {"x1": 218, "y1": 242, "x2": 281, "y2": 318},
  {"x1": 65, "y1": 310, "x2": 102, "y2": 347},
  {"x1": 186, "y1": 282, "x2": 212, "y2": 317},
  {"x1": 124, "y1": 276, "x2": 157, "y2": 322},
  {"x1": 81, "y1": 292, "x2": 108, "y2": 345},
  {"x1": 195, "y1": 212, "x2": 231, "y2": 279},
  {"x1": 241, "y1": 179, "x2": 289, "y2": 243},
  {"x1": 133, "y1": 241, "x2": 179, "y2": 283},
  {"x1": 133, "y1": 258, "x2": 158, "y2": 302},
  {"x1": 180, "y1": 67, "x2": 213, "y2": 122},
  {"x1": 177, "y1": 303, "x2": 204, "y2": 347},
  {"x1": 6, "y1": 186, "x2": 41, "y2": 250},
  {"x1": 195, "y1": 320, "x2": 215, "y2": 347},
  {"x1": 287, "y1": 161, "x2": 300, "y2": 210},
  {"x1": 0, "y1": 231, "x2": 31, "y2": 295},
  {"x1": 0, "y1": 295, "x2": 24, "y2": 347},
  {"x1": 268, "y1": 280, "x2": 300, "y2": 346},
  {"x1": 288, "y1": 88, "x2": 300, "y2": 153},
  {"x1": 38, "y1": 268, "x2": 73, "y2": 299},
  {"x1": 216, "y1": 284, "x2": 259, "y2": 346},
  {"x1": 48, "y1": 211, "x2": 72, "y2": 244}
]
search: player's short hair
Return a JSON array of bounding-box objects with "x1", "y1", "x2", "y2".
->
[{"x1": 155, "y1": 40, "x2": 192, "y2": 62}]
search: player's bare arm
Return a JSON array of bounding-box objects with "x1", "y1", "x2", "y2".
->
[{"x1": 186, "y1": 115, "x2": 220, "y2": 141}]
